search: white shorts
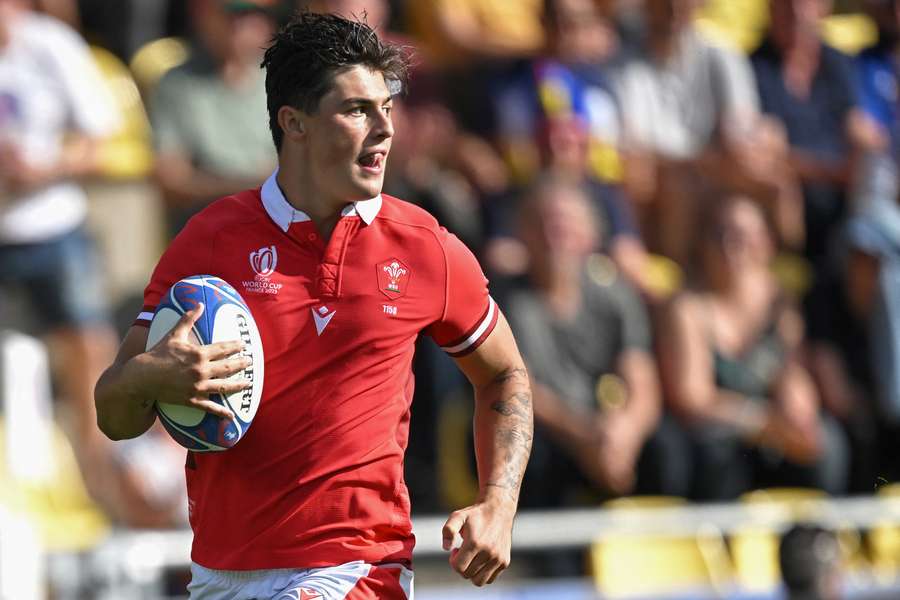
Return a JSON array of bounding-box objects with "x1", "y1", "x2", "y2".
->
[{"x1": 187, "y1": 560, "x2": 414, "y2": 600}]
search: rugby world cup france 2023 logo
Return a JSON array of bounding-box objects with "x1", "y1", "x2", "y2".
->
[
  {"x1": 250, "y1": 245, "x2": 277, "y2": 277},
  {"x1": 243, "y1": 245, "x2": 283, "y2": 296}
]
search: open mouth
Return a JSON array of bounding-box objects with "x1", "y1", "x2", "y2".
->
[{"x1": 357, "y1": 151, "x2": 385, "y2": 172}]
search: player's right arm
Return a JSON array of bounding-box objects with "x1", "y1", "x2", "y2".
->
[{"x1": 94, "y1": 303, "x2": 250, "y2": 441}]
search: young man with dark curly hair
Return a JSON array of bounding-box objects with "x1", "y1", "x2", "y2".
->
[{"x1": 95, "y1": 11, "x2": 533, "y2": 599}]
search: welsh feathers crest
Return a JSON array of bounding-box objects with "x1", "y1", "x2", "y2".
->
[{"x1": 376, "y1": 257, "x2": 410, "y2": 300}]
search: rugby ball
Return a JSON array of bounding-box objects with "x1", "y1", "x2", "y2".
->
[{"x1": 146, "y1": 275, "x2": 264, "y2": 451}]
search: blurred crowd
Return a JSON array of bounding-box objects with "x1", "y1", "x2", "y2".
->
[{"x1": 1, "y1": 0, "x2": 899, "y2": 548}]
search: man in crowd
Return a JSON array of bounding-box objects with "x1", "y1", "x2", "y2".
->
[{"x1": 150, "y1": 0, "x2": 277, "y2": 236}]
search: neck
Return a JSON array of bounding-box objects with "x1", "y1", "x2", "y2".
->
[
  {"x1": 709, "y1": 263, "x2": 769, "y2": 300},
  {"x1": 535, "y1": 259, "x2": 583, "y2": 319},
  {"x1": 649, "y1": 25, "x2": 687, "y2": 63},
  {"x1": 220, "y1": 57, "x2": 256, "y2": 88},
  {"x1": 649, "y1": 34, "x2": 675, "y2": 62},
  {"x1": 778, "y1": 27, "x2": 820, "y2": 60},
  {"x1": 533, "y1": 257, "x2": 582, "y2": 293},
  {"x1": 276, "y1": 165, "x2": 346, "y2": 239}
]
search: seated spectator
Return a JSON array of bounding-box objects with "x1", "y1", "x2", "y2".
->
[
  {"x1": 752, "y1": 0, "x2": 879, "y2": 486},
  {"x1": 752, "y1": 0, "x2": 876, "y2": 267},
  {"x1": 845, "y1": 154, "x2": 900, "y2": 477},
  {"x1": 658, "y1": 196, "x2": 848, "y2": 500},
  {"x1": 492, "y1": 0, "x2": 624, "y2": 184},
  {"x1": 779, "y1": 524, "x2": 842, "y2": 600},
  {"x1": 616, "y1": 0, "x2": 802, "y2": 265},
  {"x1": 848, "y1": 0, "x2": 900, "y2": 436},
  {"x1": 485, "y1": 113, "x2": 653, "y2": 298},
  {"x1": 505, "y1": 175, "x2": 666, "y2": 503},
  {"x1": 150, "y1": 0, "x2": 277, "y2": 236}
]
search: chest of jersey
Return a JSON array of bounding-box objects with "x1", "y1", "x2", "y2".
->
[{"x1": 207, "y1": 215, "x2": 442, "y2": 401}]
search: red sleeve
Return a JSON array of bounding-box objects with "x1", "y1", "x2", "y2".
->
[
  {"x1": 427, "y1": 228, "x2": 498, "y2": 357},
  {"x1": 133, "y1": 216, "x2": 214, "y2": 327}
]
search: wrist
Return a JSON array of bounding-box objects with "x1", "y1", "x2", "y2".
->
[
  {"x1": 120, "y1": 353, "x2": 159, "y2": 416},
  {"x1": 478, "y1": 484, "x2": 520, "y2": 512}
]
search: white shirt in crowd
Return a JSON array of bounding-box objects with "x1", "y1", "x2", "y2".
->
[{"x1": 0, "y1": 12, "x2": 118, "y2": 244}]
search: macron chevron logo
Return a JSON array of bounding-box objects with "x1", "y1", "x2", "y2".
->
[{"x1": 312, "y1": 306, "x2": 336, "y2": 336}]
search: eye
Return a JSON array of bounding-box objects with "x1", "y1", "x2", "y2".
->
[
  {"x1": 383, "y1": 104, "x2": 392, "y2": 116},
  {"x1": 348, "y1": 106, "x2": 365, "y2": 116}
]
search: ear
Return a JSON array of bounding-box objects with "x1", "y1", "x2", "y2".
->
[{"x1": 277, "y1": 106, "x2": 306, "y2": 143}]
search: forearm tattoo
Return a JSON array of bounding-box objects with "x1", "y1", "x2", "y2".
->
[{"x1": 486, "y1": 367, "x2": 533, "y2": 501}]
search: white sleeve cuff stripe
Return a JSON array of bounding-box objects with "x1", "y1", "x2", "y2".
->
[
  {"x1": 441, "y1": 297, "x2": 496, "y2": 354},
  {"x1": 136, "y1": 311, "x2": 154, "y2": 322}
]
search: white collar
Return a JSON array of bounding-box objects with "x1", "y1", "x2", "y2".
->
[{"x1": 260, "y1": 169, "x2": 382, "y2": 233}]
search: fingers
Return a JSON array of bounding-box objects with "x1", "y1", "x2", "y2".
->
[
  {"x1": 452, "y1": 542, "x2": 509, "y2": 587},
  {"x1": 485, "y1": 564, "x2": 505, "y2": 585},
  {"x1": 170, "y1": 302, "x2": 204, "y2": 340},
  {"x1": 204, "y1": 340, "x2": 247, "y2": 362},
  {"x1": 187, "y1": 397, "x2": 233, "y2": 419},
  {"x1": 442, "y1": 511, "x2": 466, "y2": 551},
  {"x1": 195, "y1": 378, "x2": 252, "y2": 397},
  {"x1": 204, "y1": 355, "x2": 253, "y2": 380},
  {"x1": 462, "y1": 550, "x2": 491, "y2": 579},
  {"x1": 450, "y1": 540, "x2": 480, "y2": 578}
]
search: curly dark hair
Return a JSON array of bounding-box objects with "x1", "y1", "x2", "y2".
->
[{"x1": 260, "y1": 11, "x2": 408, "y2": 151}]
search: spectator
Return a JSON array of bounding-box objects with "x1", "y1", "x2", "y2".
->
[
  {"x1": 0, "y1": 0, "x2": 190, "y2": 530},
  {"x1": 505, "y1": 175, "x2": 664, "y2": 503},
  {"x1": 149, "y1": 0, "x2": 277, "y2": 236},
  {"x1": 0, "y1": 0, "x2": 120, "y2": 504},
  {"x1": 843, "y1": 3, "x2": 900, "y2": 480},
  {"x1": 616, "y1": 0, "x2": 802, "y2": 265},
  {"x1": 844, "y1": 158, "x2": 900, "y2": 482},
  {"x1": 752, "y1": 0, "x2": 875, "y2": 266},
  {"x1": 493, "y1": 0, "x2": 624, "y2": 183},
  {"x1": 484, "y1": 0, "x2": 657, "y2": 296},
  {"x1": 486, "y1": 112, "x2": 654, "y2": 298},
  {"x1": 658, "y1": 196, "x2": 848, "y2": 500},
  {"x1": 779, "y1": 524, "x2": 842, "y2": 600},
  {"x1": 752, "y1": 0, "x2": 879, "y2": 484}
]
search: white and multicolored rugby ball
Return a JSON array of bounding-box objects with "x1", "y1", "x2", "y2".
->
[{"x1": 146, "y1": 275, "x2": 264, "y2": 452}]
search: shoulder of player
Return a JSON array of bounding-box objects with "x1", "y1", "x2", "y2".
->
[
  {"x1": 376, "y1": 194, "x2": 445, "y2": 236},
  {"x1": 181, "y1": 190, "x2": 265, "y2": 236}
]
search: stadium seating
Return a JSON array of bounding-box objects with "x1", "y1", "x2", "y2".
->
[
  {"x1": 869, "y1": 484, "x2": 900, "y2": 579},
  {"x1": 589, "y1": 496, "x2": 732, "y2": 597},
  {"x1": 731, "y1": 488, "x2": 827, "y2": 591}
]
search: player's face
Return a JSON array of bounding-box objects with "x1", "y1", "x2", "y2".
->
[{"x1": 304, "y1": 65, "x2": 394, "y2": 204}]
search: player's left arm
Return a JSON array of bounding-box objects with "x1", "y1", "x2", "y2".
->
[{"x1": 443, "y1": 312, "x2": 533, "y2": 587}]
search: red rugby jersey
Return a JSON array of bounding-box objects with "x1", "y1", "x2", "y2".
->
[{"x1": 135, "y1": 171, "x2": 497, "y2": 570}]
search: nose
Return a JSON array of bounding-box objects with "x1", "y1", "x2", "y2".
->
[{"x1": 372, "y1": 107, "x2": 394, "y2": 141}]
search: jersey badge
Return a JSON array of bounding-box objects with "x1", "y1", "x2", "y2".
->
[
  {"x1": 312, "y1": 305, "x2": 336, "y2": 335},
  {"x1": 242, "y1": 245, "x2": 283, "y2": 296},
  {"x1": 377, "y1": 258, "x2": 410, "y2": 300}
]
